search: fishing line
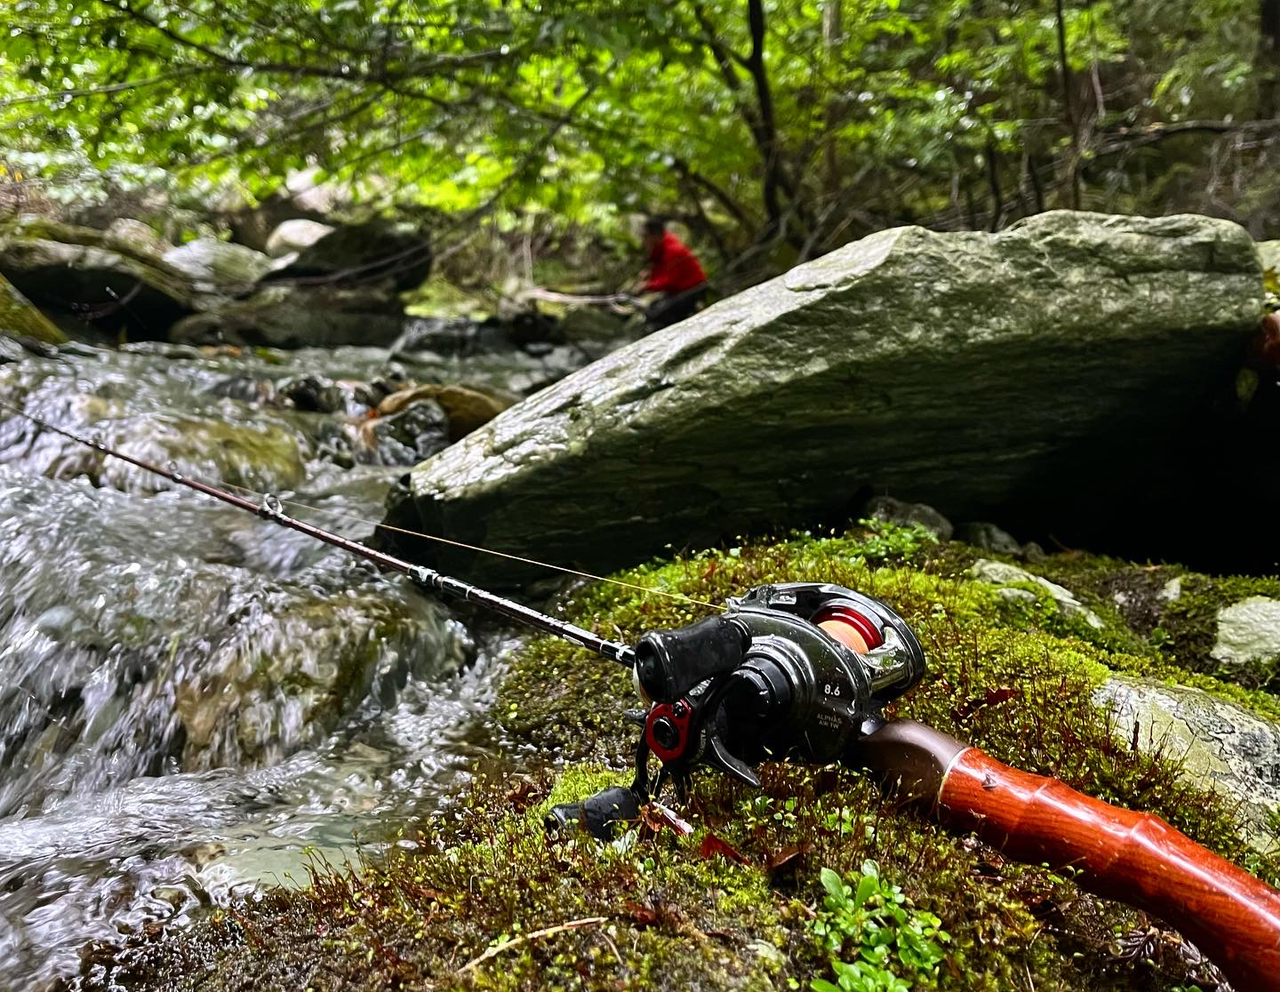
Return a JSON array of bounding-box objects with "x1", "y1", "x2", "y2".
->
[{"x1": 210, "y1": 479, "x2": 718, "y2": 611}]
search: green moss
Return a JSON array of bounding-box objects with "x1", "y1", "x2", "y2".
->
[
  {"x1": 0, "y1": 272, "x2": 65, "y2": 344},
  {"x1": 80, "y1": 524, "x2": 1280, "y2": 992}
]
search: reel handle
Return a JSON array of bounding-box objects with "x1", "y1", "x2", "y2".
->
[{"x1": 853, "y1": 720, "x2": 1280, "y2": 992}]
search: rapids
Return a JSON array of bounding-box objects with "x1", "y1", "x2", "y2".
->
[{"x1": 0, "y1": 340, "x2": 531, "y2": 989}]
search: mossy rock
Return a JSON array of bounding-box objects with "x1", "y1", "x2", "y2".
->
[
  {"x1": 83, "y1": 522, "x2": 1280, "y2": 992},
  {"x1": 0, "y1": 271, "x2": 66, "y2": 344},
  {"x1": 0, "y1": 214, "x2": 197, "y2": 337}
]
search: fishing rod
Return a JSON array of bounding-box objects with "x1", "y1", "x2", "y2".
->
[
  {"x1": 0, "y1": 401, "x2": 634, "y2": 667},
  {"x1": 5, "y1": 400, "x2": 1280, "y2": 989}
]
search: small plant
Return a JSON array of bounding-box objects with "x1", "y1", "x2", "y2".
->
[
  {"x1": 809, "y1": 861, "x2": 949, "y2": 992},
  {"x1": 852, "y1": 518, "x2": 939, "y2": 561}
]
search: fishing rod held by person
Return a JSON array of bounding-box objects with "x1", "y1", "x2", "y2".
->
[{"x1": 5, "y1": 400, "x2": 1278, "y2": 989}]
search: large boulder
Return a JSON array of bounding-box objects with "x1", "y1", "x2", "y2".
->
[
  {"x1": 266, "y1": 219, "x2": 335, "y2": 258},
  {"x1": 262, "y1": 218, "x2": 431, "y2": 292},
  {"x1": 168, "y1": 283, "x2": 407, "y2": 349},
  {"x1": 388, "y1": 212, "x2": 1262, "y2": 585},
  {"x1": 0, "y1": 271, "x2": 66, "y2": 345},
  {"x1": 161, "y1": 238, "x2": 275, "y2": 289},
  {"x1": 0, "y1": 216, "x2": 196, "y2": 338}
]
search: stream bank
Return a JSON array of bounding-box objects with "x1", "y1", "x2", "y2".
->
[{"x1": 68, "y1": 519, "x2": 1280, "y2": 992}]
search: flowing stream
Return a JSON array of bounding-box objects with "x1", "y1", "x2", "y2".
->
[{"x1": 0, "y1": 337, "x2": 563, "y2": 990}]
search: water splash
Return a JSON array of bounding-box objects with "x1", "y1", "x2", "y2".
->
[{"x1": 0, "y1": 344, "x2": 510, "y2": 988}]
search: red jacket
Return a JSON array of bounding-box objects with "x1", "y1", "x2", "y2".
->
[{"x1": 644, "y1": 231, "x2": 707, "y2": 294}]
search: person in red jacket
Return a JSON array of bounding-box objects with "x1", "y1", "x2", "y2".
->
[{"x1": 637, "y1": 218, "x2": 708, "y2": 330}]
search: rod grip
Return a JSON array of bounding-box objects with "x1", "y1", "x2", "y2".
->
[{"x1": 939, "y1": 748, "x2": 1280, "y2": 991}]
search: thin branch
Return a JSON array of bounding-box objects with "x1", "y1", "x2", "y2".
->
[{"x1": 458, "y1": 917, "x2": 608, "y2": 975}]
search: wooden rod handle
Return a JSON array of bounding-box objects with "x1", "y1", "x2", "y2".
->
[{"x1": 940, "y1": 748, "x2": 1280, "y2": 991}]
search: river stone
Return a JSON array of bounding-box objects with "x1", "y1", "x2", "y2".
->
[
  {"x1": 956, "y1": 522, "x2": 1022, "y2": 556},
  {"x1": 390, "y1": 212, "x2": 1262, "y2": 584},
  {"x1": 169, "y1": 283, "x2": 406, "y2": 349},
  {"x1": 104, "y1": 218, "x2": 173, "y2": 256},
  {"x1": 162, "y1": 238, "x2": 275, "y2": 288},
  {"x1": 263, "y1": 218, "x2": 431, "y2": 292},
  {"x1": 971, "y1": 558, "x2": 1105, "y2": 628},
  {"x1": 377, "y1": 383, "x2": 512, "y2": 440},
  {"x1": 358, "y1": 399, "x2": 450, "y2": 466},
  {"x1": 864, "y1": 496, "x2": 953, "y2": 540},
  {"x1": 0, "y1": 215, "x2": 195, "y2": 338},
  {"x1": 1210, "y1": 596, "x2": 1280, "y2": 668},
  {"x1": 1093, "y1": 676, "x2": 1280, "y2": 851},
  {"x1": 266, "y1": 219, "x2": 335, "y2": 258},
  {"x1": 0, "y1": 272, "x2": 65, "y2": 344}
]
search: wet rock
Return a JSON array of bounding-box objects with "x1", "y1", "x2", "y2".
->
[
  {"x1": 391, "y1": 316, "x2": 509, "y2": 355},
  {"x1": 266, "y1": 219, "x2": 334, "y2": 258},
  {"x1": 161, "y1": 238, "x2": 275, "y2": 288},
  {"x1": 1093, "y1": 676, "x2": 1280, "y2": 851},
  {"x1": 104, "y1": 218, "x2": 173, "y2": 256},
  {"x1": 505, "y1": 310, "x2": 562, "y2": 346},
  {"x1": 971, "y1": 558, "x2": 1105, "y2": 628},
  {"x1": 169, "y1": 283, "x2": 406, "y2": 349},
  {"x1": 956, "y1": 521, "x2": 1021, "y2": 555},
  {"x1": 377, "y1": 383, "x2": 511, "y2": 441},
  {"x1": 263, "y1": 218, "x2": 431, "y2": 292},
  {"x1": 274, "y1": 373, "x2": 347, "y2": 414},
  {"x1": 357, "y1": 399, "x2": 450, "y2": 466},
  {"x1": 1210, "y1": 596, "x2": 1280, "y2": 668},
  {"x1": 1021, "y1": 541, "x2": 1048, "y2": 563},
  {"x1": 389, "y1": 212, "x2": 1262, "y2": 584},
  {"x1": 864, "y1": 496, "x2": 953, "y2": 540},
  {"x1": 0, "y1": 335, "x2": 26, "y2": 363},
  {"x1": 0, "y1": 216, "x2": 194, "y2": 338},
  {"x1": 0, "y1": 271, "x2": 65, "y2": 345},
  {"x1": 44, "y1": 412, "x2": 311, "y2": 495},
  {"x1": 559, "y1": 305, "x2": 633, "y2": 345}
]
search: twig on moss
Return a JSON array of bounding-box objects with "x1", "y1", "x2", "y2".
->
[{"x1": 458, "y1": 916, "x2": 610, "y2": 974}]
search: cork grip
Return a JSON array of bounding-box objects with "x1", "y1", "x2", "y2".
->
[{"x1": 940, "y1": 748, "x2": 1280, "y2": 991}]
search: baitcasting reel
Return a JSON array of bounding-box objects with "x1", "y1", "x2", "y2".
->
[{"x1": 547, "y1": 583, "x2": 925, "y2": 837}]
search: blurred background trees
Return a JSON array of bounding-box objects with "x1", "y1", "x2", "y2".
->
[{"x1": 4, "y1": 0, "x2": 1279, "y2": 288}]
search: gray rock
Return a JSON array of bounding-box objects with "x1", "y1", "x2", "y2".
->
[
  {"x1": 1093, "y1": 676, "x2": 1280, "y2": 851},
  {"x1": 0, "y1": 216, "x2": 194, "y2": 338},
  {"x1": 162, "y1": 238, "x2": 274, "y2": 288},
  {"x1": 864, "y1": 496, "x2": 953, "y2": 540},
  {"x1": 1210, "y1": 596, "x2": 1280, "y2": 667},
  {"x1": 358, "y1": 399, "x2": 450, "y2": 466},
  {"x1": 104, "y1": 218, "x2": 173, "y2": 256},
  {"x1": 0, "y1": 335, "x2": 27, "y2": 363},
  {"x1": 266, "y1": 219, "x2": 335, "y2": 258},
  {"x1": 956, "y1": 521, "x2": 1021, "y2": 555},
  {"x1": 1259, "y1": 240, "x2": 1280, "y2": 274},
  {"x1": 263, "y1": 219, "x2": 431, "y2": 292},
  {"x1": 388, "y1": 212, "x2": 1262, "y2": 584},
  {"x1": 970, "y1": 558, "x2": 1105, "y2": 628},
  {"x1": 169, "y1": 283, "x2": 406, "y2": 349}
]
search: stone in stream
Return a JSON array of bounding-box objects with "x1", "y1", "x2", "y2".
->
[
  {"x1": 387, "y1": 211, "x2": 1264, "y2": 585},
  {"x1": 161, "y1": 238, "x2": 277, "y2": 288},
  {"x1": 377, "y1": 382, "x2": 512, "y2": 441},
  {"x1": 265, "y1": 218, "x2": 335, "y2": 258},
  {"x1": 0, "y1": 215, "x2": 195, "y2": 338}
]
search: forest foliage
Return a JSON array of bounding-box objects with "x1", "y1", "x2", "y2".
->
[{"x1": 3, "y1": 0, "x2": 1280, "y2": 278}]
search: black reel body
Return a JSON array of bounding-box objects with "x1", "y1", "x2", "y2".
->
[{"x1": 548, "y1": 583, "x2": 925, "y2": 837}]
